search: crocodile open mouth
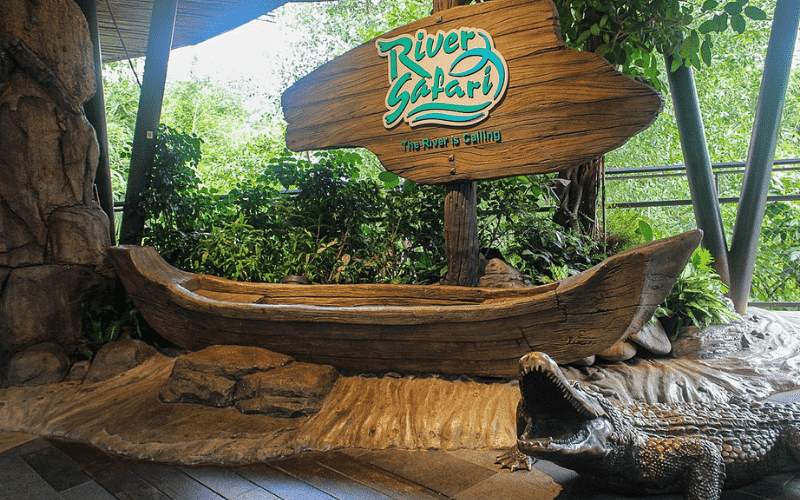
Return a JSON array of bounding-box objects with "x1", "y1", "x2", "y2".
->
[{"x1": 518, "y1": 352, "x2": 606, "y2": 446}]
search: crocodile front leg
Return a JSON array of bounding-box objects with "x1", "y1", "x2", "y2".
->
[
  {"x1": 497, "y1": 400, "x2": 534, "y2": 470},
  {"x1": 634, "y1": 436, "x2": 725, "y2": 500}
]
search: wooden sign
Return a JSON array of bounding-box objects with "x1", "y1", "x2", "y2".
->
[{"x1": 282, "y1": 0, "x2": 663, "y2": 185}]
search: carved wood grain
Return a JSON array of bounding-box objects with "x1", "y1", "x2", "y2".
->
[
  {"x1": 109, "y1": 230, "x2": 700, "y2": 377},
  {"x1": 282, "y1": 0, "x2": 663, "y2": 184}
]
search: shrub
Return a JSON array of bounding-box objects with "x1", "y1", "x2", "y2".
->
[{"x1": 142, "y1": 126, "x2": 613, "y2": 285}]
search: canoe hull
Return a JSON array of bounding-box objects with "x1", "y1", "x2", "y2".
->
[{"x1": 110, "y1": 230, "x2": 701, "y2": 377}]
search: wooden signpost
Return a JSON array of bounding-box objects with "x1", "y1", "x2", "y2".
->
[{"x1": 281, "y1": 0, "x2": 663, "y2": 285}]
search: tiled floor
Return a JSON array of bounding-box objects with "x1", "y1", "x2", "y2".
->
[{"x1": 1, "y1": 433, "x2": 800, "y2": 500}]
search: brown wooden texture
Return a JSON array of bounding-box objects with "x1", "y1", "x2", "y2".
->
[
  {"x1": 282, "y1": 0, "x2": 663, "y2": 184},
  {"x1": 109, "y1": 230, "x2": 700, "y2": 378},
  {"x1": 434, "y1": 0, "x2": 480, "y2": 288},
  {"x1": 442, "y1": 180, "x2": 480, "y2": 286}
]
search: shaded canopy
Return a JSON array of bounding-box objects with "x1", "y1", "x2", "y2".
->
[{"x1": 97, "y1": 0, "x2": 306, "y2": 63}]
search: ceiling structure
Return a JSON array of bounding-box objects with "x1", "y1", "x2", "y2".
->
[{"x1": 95, "y1": 0, "x2": 303, "y2": 63}]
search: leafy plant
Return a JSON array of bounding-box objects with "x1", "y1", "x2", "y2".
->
[
  {"x1": 656, "y1": 247, "x2": 739, "y2": 336},
  {"x1": 189, "y1": 217, "x2": 275, "y2": 282},
  {"x1": 142, "y1": 124, "x2": 218, "y2": 267},
  {"x1": 81, "y1": 297, "x2": 145, "y2": 356},
  {"x1": 556, "y1": 0, "x2": 770, "y2": 91}
]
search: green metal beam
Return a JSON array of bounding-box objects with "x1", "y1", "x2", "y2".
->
[
  {"x1": 665, "y1": 54, "x2": 730, "y2": 285},
  {"x1": 118, "y1": 0, "x2": 179, "y2": 245},
  {"x1": 76, "y1": 0, "x2": 115, "y2": 243},
  {"x1": 728, "y1": 0, "x2": 800, "y2": 313}
]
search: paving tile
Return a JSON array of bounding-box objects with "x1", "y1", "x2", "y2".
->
[
  {"x1": 735, "y1": 478, "x2": 788, "y2": 499},
  {"x1": 179, "y1": 465, "x2": 260, "y2": 499},
  {"x1": 271, "y1": 453, "x2": 396, "y2": 500},
  {"x1": 446, "y1": 449, "x2": 505, "y2": 471},
  {"x1": 230, "y1": 488, "x2": 282, "y2": 500},
  {"x1": 0, "y1": 472, "x2": 62, "y2": 500},
  {"x1": 530, "y1": 459, "x2": 580, "y2": 486},
  {"x1": 237, "y1": 463, "x2": 339, "y2": 500},
  {"x1": 356, "y1": 449, "x2": 496, "y2": 498},
  {"x1": 0, "y1": 456, "x2": 37, "y2": 486},
  {"x1": 0, "y1": 432, "x2": 37, "y2": 454},
  {"x1": 312, "y1": 451, "x2": 445, "y2": 500},
  {"x1": 720, "y1": 489, "x2": 767, "y2": 500},
  {"x1": 92, "y1": 466, "x2": 173, "y2": 500},
  {"x1": 0, "y1": 438, "x2": 49, "y2": 458},
  {"x1": 19, "y1": 443, "x2": 91, "y2": 492},
  {"x1": 130, "y1": 462, "x2": 226, "y2": 500},
  {"x1": 452, "y1": 471, "x2": 563, "y2": 500},
  {"x1": 59, "y1": 480, "x2": 118, "y2": 500},
  {"x1": 773, "y1": 476, "x2": 800, "y2": 500},
  {"x1": 764, "y1": 473, "x2": 798, "y2": 489}
]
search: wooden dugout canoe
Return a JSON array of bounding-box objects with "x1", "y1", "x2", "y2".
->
[{"x1": 110, "y1": 230, "x2": 701, "y2": 378}]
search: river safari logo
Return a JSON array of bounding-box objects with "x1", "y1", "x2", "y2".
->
[{"x1": 376, "y1": 27, "x2": 509, "y2": 129}]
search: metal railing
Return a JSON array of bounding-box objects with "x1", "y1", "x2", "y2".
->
[
  {"x1": 604, "y1": 158, "x2": 800, "y2": 309},
  {"x1": 606, "y1": 159, "x2": 800, "y2": 208}
]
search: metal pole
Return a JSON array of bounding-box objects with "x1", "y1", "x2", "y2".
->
[
  {"x1": 665, "y1": 54, "x2": 730, "y2": 285},
  {"x1": 118, "y1": 0, "x2": 179, "y2": 245},
  {"x1": 728, "y1": 0, "x2": 800, "y2": 313},
  {"x1": 76, "y1": 0, "x2": 116, "y2": 243}
]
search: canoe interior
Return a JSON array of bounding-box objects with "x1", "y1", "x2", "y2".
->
[{"x1": 186, "y1": 275, "x2": 557, "y2": 308}]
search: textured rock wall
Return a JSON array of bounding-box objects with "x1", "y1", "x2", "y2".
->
[{"x1": 0, "y1": 0, "x2": 114, "y2": 363}]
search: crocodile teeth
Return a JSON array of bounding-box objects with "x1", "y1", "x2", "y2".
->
[{"x1": 518, "y1": 352, "x2": 606, "y2": 420}]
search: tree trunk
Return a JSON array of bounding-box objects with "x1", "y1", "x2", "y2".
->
[{"x1": 553, "y1": 155, "x2": 603, "y2": 237}]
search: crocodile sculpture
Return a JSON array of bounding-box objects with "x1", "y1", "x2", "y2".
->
[{"x1": 498, "y1": 351, "x2": 800, "y2": 500}]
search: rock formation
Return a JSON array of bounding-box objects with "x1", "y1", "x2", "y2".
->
[
  {"x1": 0, "y1": 0, "x2": 114, "y2": 368},
  {"x1": 160, "y1": 345, "x2": 340, "y2": 418}
]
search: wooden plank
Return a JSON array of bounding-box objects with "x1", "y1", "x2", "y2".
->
[
  {"x1": 311, "y1": 451, "x2": 448, "y2": 500},
  {"x1": 282, "y1": 0, "x2": 662, "y2": 184},
  {"x1": 128, "y1": 463, "x2": 226, "y2": 500},
  {"x1": 354, "y1": 449, "x2": 496, "y2": 498},
  {"x1": 92, "y1": 467, "x2": 173, "y2": 500},
  {"x1": 236, "y1": 463, "x2": 339, "y2": 500},
  {"x1": 177, "y1": 466, "x2": 261, "y2": 499},
  {"x1": 271, "y1": 453, "x2": 397, "y2": 500}
]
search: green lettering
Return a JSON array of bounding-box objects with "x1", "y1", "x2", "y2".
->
[
  {"x1": 467, "y1": 80, "x2": 481, "y2": 98},
  {"x1": 426, "y1": 32, "x2": 444, "y2": 58},
  {"x1": 445, "y1": 80, "x2": 465, "y2": 98},
  {"x1": 444, "y1": 32, "x2": 459, "y2": 54},
  {"x1": 384, "y1": 72, "x2": 413, "y2": 127},
  {"x1": 377, "y1": 37, "x2": 431, "y2": 79},
  {"x1": 411, "y1": 78, "x2": 431, "y2": 103},
  {"x1": 482, "y1": 66, "x2": 493, "y2": 96},
  {"x1": 431, "y1": 67, "x2": 446, "y2": 101},
  {"x1": 461, "y1": 29, "x2": 476, "y2": 50},
  {"x1": 414, "y1": 31, "x2": 425, "y2": 61}
]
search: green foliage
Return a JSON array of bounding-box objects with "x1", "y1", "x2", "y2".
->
[
  {"x1": 476, "y1": 175, "x2": 614, "y2": 283},
  {"x1": 141, "y1": 124, "x2": 215, "y2": 266},
  {"x1": 140, "y1": 132, "x2": 610, "y2": 285},
  {"x1": 81, "y1": 297, "x2": 145, "y2": 354},
  {"x1": 656, "y1": 247, "x2": 739, "y2": 335},
  {"x1": 555, "y1": 0, "x2": 770, "y2": 91},
  {"x1": 190, "y1": 218, "x2": 274, "y2": 282}
]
